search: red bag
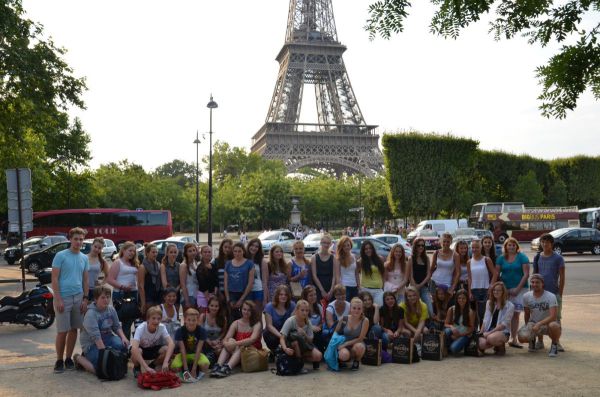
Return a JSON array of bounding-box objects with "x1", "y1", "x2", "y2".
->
[{"x1": 137, "y1": 371, "x2": 182, "y2": 391}]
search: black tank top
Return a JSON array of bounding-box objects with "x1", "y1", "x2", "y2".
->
[
  {"x1": 412, "y1": 258, "x2": 427, "y2": 284},
  {"x1": 316, "y1": 253, "x2": 334, "y2": 292}
]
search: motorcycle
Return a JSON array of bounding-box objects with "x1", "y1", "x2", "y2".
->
[{"x1": 0, "y1": 268, "x2": 55, "y2": 329}]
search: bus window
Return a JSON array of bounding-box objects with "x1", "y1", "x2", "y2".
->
[
  {"x1": 131, "y1": 212, "x2": 147, "y2": 226},
  {"x1": 147, "y1": 212, "x2": 168, "y2": 226},
  {"x1": 485, "y1": 204, "x2": 502, "y2": 213},
  {"x1": 112, "y1": 213, "x2": 132, "y2": 226},
  {"x1": 78, "y1": 213, "x2": 93, "y2": 227},
  {"x1": 470, "y1": 205, "x2": 483, "y2": 218},
  {"x1": 92, "y1": 213, "x2": 112, "y2": 226}
]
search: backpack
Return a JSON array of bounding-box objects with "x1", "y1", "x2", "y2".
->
[
  {"x1": 272, "y1": 347, "x2": 304, "y2": 376},
  {"x1": 96, "y1": 347, "x2": 128, "y2": 380}
]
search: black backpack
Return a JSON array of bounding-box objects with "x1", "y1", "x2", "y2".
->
[
  {"x1": 272, "y1": 348, "x2": 304, "y2": 376},
  {"x1": 96, "y1": 347, "x2": 128, "y2": 380}
]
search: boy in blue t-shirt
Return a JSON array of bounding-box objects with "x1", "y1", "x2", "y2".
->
[
  {"x1": 51, "y1": 228, "x2": 89, "y2": 373},
  {"x1": 171, "y1": 308, "x2": 210, "y2": 381}
]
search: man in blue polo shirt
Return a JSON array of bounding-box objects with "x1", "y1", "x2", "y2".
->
[{"x1": 51, "y1": 227, "x2": 89, "y2": 373}]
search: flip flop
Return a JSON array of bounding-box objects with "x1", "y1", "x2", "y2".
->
[{"x1": 508, "y1": 342, "x2": 523, "y2": 349}]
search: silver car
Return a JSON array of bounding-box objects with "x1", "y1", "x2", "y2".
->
[
  {"x1": 372, "y1": 233, "x2": 413, "y2": 256},
  {"x1": 258, "y1": 229, "x2": 296, "y2": 253}
]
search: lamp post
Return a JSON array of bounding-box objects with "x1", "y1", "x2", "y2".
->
[
  {"x1": 193, "y1": 130, "x2": 201, "y2": 243},
  {"x1": 207, "y1": 95, "x2": 218, "y2": 246}
]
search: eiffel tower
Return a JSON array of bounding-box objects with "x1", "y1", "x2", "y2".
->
[{"x1": 250, "y1": 0, "x2": 383, "y2": 177}]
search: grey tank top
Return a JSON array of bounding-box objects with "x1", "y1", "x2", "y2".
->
[
  {"x1": 342, "y1": 316, "x2": 364, "y2": 340},
  {"x1": 203, "y1": 316, "x2": 222, "y2": 340}
]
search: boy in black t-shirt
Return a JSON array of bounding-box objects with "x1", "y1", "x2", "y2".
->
[{"x1": 171, "y1": 308, "x2": 210, "y2": 381}]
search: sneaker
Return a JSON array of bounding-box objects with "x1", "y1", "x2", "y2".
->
[
  {"x1": 133, "y1": 366, "x2": 141, "y2": 378},
  {"x1": 549, "y1": 344, "x2": 558, "y2": 358},
  {"x1": 209, "y1": 364, "x2": 221, "y2": 377},
  {"x1": 312, "y1": 362, "x2": 320, "y2": 370},
  {"x1": 528, "y1": 340, "x2": 536, "y2": 352},
  {"x1": 557, "y1": 342, "x2": 565, "y2": 352},
  {"x1": 299, "y1": 368, "x2": 309, "y2": 375},
  {"x1": 535, "y1": 340, "x2": 545, "y2": 350},
  {"x1": 216, "y1": 364, "x2": 231, "y2": 378},
  {"x1": 415, "y1": 343, "x2": 422, "y2": 358},
  {"x1": 195, "y1": 372, "x2": 205, "y2": 381},
  {"x1": 350, "y1": 360, "x2": 359, "y2": 371},
  {"x1": 64, "y1": 357, "x2": 75, "y2": 371},
  {"x1": 53, "y1": 360, "x2": 64, "y2": 373}
]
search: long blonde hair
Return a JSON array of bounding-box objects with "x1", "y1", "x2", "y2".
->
[
  {"x1": 403, "y1": 286, "x2": 422, "y2": 319},
  {"x1": 118, "y1": 241, "x2": 139, "y2": 268},
  {"x1": 384, "y1": 243, "x2": 406, "y2": 274}
]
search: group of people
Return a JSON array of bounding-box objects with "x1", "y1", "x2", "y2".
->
[{"x1": 49, "y1": 227, "x2": 565, "y2": 381}]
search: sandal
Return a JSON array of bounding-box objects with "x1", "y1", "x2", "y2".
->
[{"x1": 508, "y1": 342, "x2": 523, "y2": 349}]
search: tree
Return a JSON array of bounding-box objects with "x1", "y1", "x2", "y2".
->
[
  {"x1": 365, "y1": 0, "x2": 600, "y2": 118},
  {"x1": 154, "y1": 159, "x2": 197, "y2": 188},
  {"x1": 546, "y1": 174, "x2": 568, "y2": 206},
  {"x1": 512, "y1": 170, "x2": 544, "y2": 206}
]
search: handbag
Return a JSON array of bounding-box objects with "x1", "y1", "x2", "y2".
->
[
  {"x1": 114, "y1": 292, "x2": 140, "y2": 320},
  {"x1": 240, "y1": 346, "x2": 269, "y2": 373},
  {"x1": 272, "y1": 347, "x2": 304, "y2": 376},
  {"x1": 290, "y1": 282, "x2": 303, "y2": 300},
  {"x1": 422, "y1": 330, "x2": 444, "y2": 361},
  {"x1": 392, "y1": 336, "x2": 420, "y2": 364},
  {"x1": 464, "y1": 332, "x2": 482, "y2": 357},
  {"x1": 361, "y1": 338, "x2": 382, "y2": 366}
]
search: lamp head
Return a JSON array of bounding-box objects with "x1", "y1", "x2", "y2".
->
[{"x1": 207, "y1": 94, "x2": 218, "y2": 109}]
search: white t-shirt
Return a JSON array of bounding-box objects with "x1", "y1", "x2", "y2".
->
[{"x1": 133, "y1": 322, "x2": 170, "y2": 348}]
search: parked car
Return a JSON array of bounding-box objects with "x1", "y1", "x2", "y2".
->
[
  {"x1": 302, "y1": 233, "x2": 324, "y2": 254},
  {"x1": 82, "y1": 238, "x2": 117, "y2": 259},
  {"x1": 20, "y1": 241, "x2": 91, "y2": 273},
  {"x1": 258, "y1": 229, "x2": 296, "y2": 253},
  {"x1": 530, "y1": 228, "x2": 600, "y2": 255},
  {"x1": 474, "y1": 229, "x2": 494, "y2": 239},
  {"x1": 407, "y1": 229, "x2": 441, "y2": 250},
  {"x1": 3, "y1": 235, "x2": 67, "y2": 265},
  {"x1": 137, "y1": 240, "x2": 186, "y2": 263},
  {"x1": 166, "y1": 235, "x2": 198, "y2": 244},
  {"x1": 332, "y1": 237, "x2": 392, "y2": 259},
  {"x1": 371, "y1": 234, "x2": 412, "y2": 256}
]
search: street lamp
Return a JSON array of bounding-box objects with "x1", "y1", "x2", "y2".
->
[
  {"x1": 193, "y1": 130, "x2": 201, "y2": 243},
  {"x1": 207, "y1": 95, "x2": 218, "y2": 246}
]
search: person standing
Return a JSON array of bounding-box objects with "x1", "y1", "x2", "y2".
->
[
  {"x1": 533, "y1": 233, "x2": 565, "y2": 352},
  {"x1": 468, "y1": 239, "x2": 496, "y2": 327},
  {"x1": 357, "y1": 240, "x2": 385, "y2": 307},
  {"x1": 518, "y1": 274, "x2": 562, "y2": 357},
  {"x1": 430, "y1": 233, "x2": 459, "y2": 297},
  {"x1": 492, "y1": 237, "x2": 530, "y2": 349},
  {"x1": 179, "y1": 243, "x2": 200, "y2": 309},
  {"x1": 408, "y1": 238, "x2": 433, "y2": 316},
  {"x1": 196, "y1": 245, "x2": 218, "y2": 311},
  {"x1": 246, "y1": 238, "x2": 267, "y2": 313},
  {"x1": 160, "y1": 243, "x2": 181, "y2": 313},
  {"x1": 310, "y1": 234, "x2": 337, "y2": 302},
  {"x1": 263, "y1": 245, "x2": 290, "y2": 303},
  {"x1": 85, "y1": 237, "x2": 108, "y2": 301},
  {"x1": 51, "y1": 227, "x2": 89, "y2": 373},
  {"x1": 336, "y1": 236, "x2": 359, "y2": 300},
  {"x1": 138, "y1": 243, "x2": 162, "y2": 315}
]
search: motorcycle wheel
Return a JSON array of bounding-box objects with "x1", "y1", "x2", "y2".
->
[{"x1": 32, "y1": 305, "x2": 55, "y2": 329}]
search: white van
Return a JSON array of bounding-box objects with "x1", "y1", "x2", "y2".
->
[{"x1": 408, "y1": 219, "x2": 467, "y2": 239}]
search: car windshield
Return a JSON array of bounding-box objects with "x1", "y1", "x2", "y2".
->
[
  {"x1": 304, "y1": 234, "x2": 322, "y2": 242},
  {"x1": 23, "y1": 237, "x2": 43, "y2": 246},
  {"x1": 258, "y1": 231, "x2": 280, "y2": 240},
  {"x1": 549, "y1": 228, "x2": 571, "y2": 238}
]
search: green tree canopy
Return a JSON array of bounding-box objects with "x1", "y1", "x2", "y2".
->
[
  {"x1": 513, "y1": 170, "x2": 544, "y2": 206},
  {"x1": 365, "y1": 0, "x2": 600, "y2": 118},
  {"x1": 154, "y1": 159, "x2": 197, "y2": 188}
]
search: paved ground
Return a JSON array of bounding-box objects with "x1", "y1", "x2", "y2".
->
[{"x1": 0, "y1": 242, "x2": 599, "y2": 396}]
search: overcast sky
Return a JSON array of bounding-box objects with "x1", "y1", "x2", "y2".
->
[{"x1": 22, "y1": 0, "x2": 600, "y2": 171}]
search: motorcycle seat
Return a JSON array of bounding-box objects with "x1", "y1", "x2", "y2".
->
[{"x1": 0, "y1": 296, "x2": 22, "y2": 307}]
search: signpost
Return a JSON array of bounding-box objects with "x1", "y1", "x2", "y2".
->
[{"x1": 5, "y1": 168, "x2": 33, "y2": 290}]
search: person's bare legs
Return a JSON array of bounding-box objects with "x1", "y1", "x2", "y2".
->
[
  {"x1": 74, "y1": 354, "x2": 95, "y2": 374},
  {"x1": 510, "y1": 312, "x2": 521, "y2": 346},
  {"x1": 65, "y1": 329, "x2": 78, "y2": 359},
  {"x1": 55, "y1": 332, "x2": 67, "y2": 360}
]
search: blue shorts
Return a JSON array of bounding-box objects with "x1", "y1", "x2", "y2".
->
[{"x1": 249, "y1": 290, "x2": 264, "y2": 302}]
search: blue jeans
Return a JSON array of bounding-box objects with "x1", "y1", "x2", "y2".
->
[
  {"x1": 84, "y1": 334, "x2": 127, "y2": 366},
  {"x1": 368, "y1": 324, "x2": 388, "y2": 350},
  {"x1": 444, "y1": 328, "x2": 469, "y2": 354},
  {"x1": 419, "y1": 286, "x2": 434, "y2": 318}
]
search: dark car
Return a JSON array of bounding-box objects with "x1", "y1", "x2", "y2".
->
[
  {"x1": 3, "y1": 235, "x2": 67, "y2": 265},
  {"x1": 137, "y1": 240, "x2": 186, "y2": 264},
  {"x1": 530, "y1": 228, "x2": 600, "y2": 255},
  {"x1": 20, "y1": 241, "x2": 92, "y2": 273}
]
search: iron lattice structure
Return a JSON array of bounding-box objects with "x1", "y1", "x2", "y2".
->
[{"x1": 251, "y1": 0, "x2": 383, "y2": 177}]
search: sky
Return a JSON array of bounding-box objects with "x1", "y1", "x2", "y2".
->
[{"x1": 22, "y1": 0, "x2": 600, "y2": 172}]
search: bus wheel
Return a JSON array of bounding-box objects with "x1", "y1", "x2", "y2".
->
[{"x1": 498, "y1": 234, "x2": 508, "y2": 244}]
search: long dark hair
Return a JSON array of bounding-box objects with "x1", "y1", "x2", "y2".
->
[
  {"x1": 183, "y1": 242, "x2": 197, "y2": 275},
  {"x1": 380, "y1": 291, "x2": 401, "y2": 329},
  {"x1": 245, "y1": 238, "x2": 264, "y2": 265},
  {"x1": 207, "y1": 296, "x2": 227, "y2": 330},
  {"x1": 301, "y1": 285, "x2": 321, "y2": 317},
  {"x1": 453, "y1": 289, "x2": 471, "y2": 326},
  {"x1": 481, "y1": 236, "x2": 497, "y2": 264},
  {"x1": 161, "y1": 243, "x2": 179, "y2": 267},
  {"x1": 359, "y1": 240, "x2": 384, "y2": 277},
  {"x1": 216, "y1": 238, "x2": 234, "y2": 269},
  {"x1": 91, "y1": 237, "x2": 108, "y2": 275},
  {"x1": 411, "y1": 237, "x2": 430, "y2": 268}
]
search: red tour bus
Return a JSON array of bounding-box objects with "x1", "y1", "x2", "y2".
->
[
  {"x1": 469, "y1": 202, "x2": 580, "y2": 243},
  {"x1": 31, "y1": 208, "x2": 173, "y2": 245}
]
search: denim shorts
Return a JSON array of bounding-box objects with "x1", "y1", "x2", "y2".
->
[{"x1": 249, "y1": 290, "x2": 264, "y2": 302}]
